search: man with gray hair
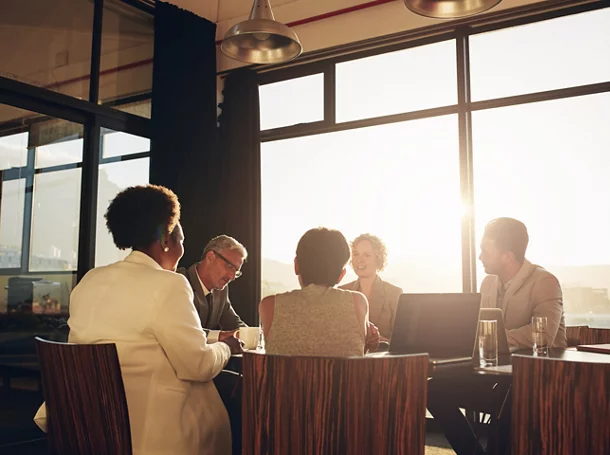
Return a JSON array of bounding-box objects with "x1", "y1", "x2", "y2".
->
[{"x1": 178, "y1": 235, "x2": 248, "y2": 342}]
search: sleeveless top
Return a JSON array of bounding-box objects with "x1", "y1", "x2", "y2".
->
[{"x1": 265, "y1": 284, "x2": 365, "y2": 357}]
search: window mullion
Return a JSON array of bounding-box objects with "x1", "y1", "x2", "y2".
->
[
  {"x1": 20, "y1": 146, "x2": 36, "y2": 272},
  {"x1": 457, "y1": 29, "x2": 477, "y2": 293}
]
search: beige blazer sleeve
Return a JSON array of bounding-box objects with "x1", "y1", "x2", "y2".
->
[
  {"x1": 506, "y1": 274, "x2": 564, "y2": 349},
  {"x1": 151, "y1": 276, "x2": 231, "y2": 382}
]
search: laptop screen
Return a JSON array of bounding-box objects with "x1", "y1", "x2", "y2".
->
[{"x1": 390, "y1": 293, "x2": 482, "y2": 358}]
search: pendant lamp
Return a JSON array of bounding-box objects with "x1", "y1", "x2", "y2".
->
[
  {"x1": 221, "y1": 0, "x2": 302, "y2": 64},
  {"x1": 403, "y1": 0, "x2": 502, "y2": 19}
]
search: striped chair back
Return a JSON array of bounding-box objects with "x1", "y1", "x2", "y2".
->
[
  {"x1": 512, "y1": 354, "x2": 610, "y2": 455},
  {"x1": 35, "y1": 337, "x2": 132, "y2": 455},
  {"x1": 579, "y1": 327, "x2": 610, "y2": 345},
  {"x1": 242, "y1": 352, "x2": 428, "y2": 455},
  {"x1": 566, "y1": 325, "x2": 588, "y2": 347}
]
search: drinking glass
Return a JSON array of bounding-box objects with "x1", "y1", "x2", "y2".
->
[
  {"x1": 256, "y1": 323, "x2": 265, "y2": 352},
  {"x1": 478, "y1": 320, "x2": 498, "y2": 367},
  {"x1": 532, "y1": 316, "x2": 549, "y2": 355}
]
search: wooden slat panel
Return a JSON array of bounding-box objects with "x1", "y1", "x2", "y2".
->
[
  {"x1": 512, "y1": 355, "x2": 610, "y2": 455},
  {"x1": 579, "y1": 328, "x2": 610, "y2": 345},
  {"x1": 565, "y1": 325, "x2": 588, "y2": 347},
  {"x1": 35, "y1": 338, "x2": 132, "y2": 455},
  {"x1": 242, "y1": 353, "x2": 428, "y2": 455}
]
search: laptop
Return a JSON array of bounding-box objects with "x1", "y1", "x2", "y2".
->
[
  {"x1": 476, "y1": 308, "x2": 511, "y2": 356},
  {"x1": 389, "y1": 293, "x2": 482, "y2": 365}
]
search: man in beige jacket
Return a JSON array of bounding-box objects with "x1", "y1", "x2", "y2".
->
[
  {"x1": 479, "y1": 217, "x2": 567, "y2": 348},
  {"x1": 427, "y1": 217, "x2": 567, "y2": 455}
]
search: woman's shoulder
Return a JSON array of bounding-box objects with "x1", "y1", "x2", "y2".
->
[
  {"x1": 379, "y1": 278, "x2": 403, "y2": 296},
  {"x1": 84, "y1": 260, "x2": 190, "y2": 290},
  {"x1": 260, "y1": 294, "x2": 276, "y2": 309},
  {"x1": 348, "y1": 290, "x2": 368, "y2": 309},
  {"x1": 329, "y1": 287, "x2": 367, "y2": 313}
]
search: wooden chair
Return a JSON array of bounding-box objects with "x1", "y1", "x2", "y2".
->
[
  {"x1": 578, "y1": 327, "x2": 610, "y2": 345},
  {"x1": 512, "y1": 354, "x2": 610, "y2": 455},
  {"x1": 35, "y1": 337, "x2": 132, "y2": 455},
  {"x1": 242, "y1": 352, "x2": 428, "y2": 455},
  {"x1": 565, "y1": 325, "x2": 588, "y2": 347}
]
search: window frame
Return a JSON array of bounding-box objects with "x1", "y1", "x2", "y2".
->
[
  {"x1": 257, "y1": 1, "x2": 610, "y2": 294},
  {"x1": 0, "y1": 0, "x2": 152, "y2": 282}
]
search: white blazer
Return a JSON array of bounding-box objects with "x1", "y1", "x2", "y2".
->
[{"x1": 35, "y1": 251, "x2": 232, "y2": 455}]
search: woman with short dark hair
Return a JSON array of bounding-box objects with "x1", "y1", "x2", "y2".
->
[
  {"x1": 260, "y1": 227, "x2": 369, "y2": 357},
  {"x1": 35, "y1": 185, "x2": 241, "y2": 455}
]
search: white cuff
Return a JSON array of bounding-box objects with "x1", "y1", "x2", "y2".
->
[{"x1": 207, "y1": 330, "x2": 220, "y2": 343}]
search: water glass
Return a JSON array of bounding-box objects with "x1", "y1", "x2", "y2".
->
[
  {"x1": 532, "y1": 316, "x2": 549, "y2": 355},
  {"x1": 478, "y1": 320, "x2": 498, "y2": 367},
  {"x1": 256, "y1": 323, "x2": 265, "y2": 352}
]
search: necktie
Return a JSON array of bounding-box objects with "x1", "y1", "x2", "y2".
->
[{"x1": 206, "y1": 293, "x2": 213, "y2": 307}]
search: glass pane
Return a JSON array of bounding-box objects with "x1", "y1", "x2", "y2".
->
[
  {"x1": 100, "y1": 0, "x2": 154, "y2": 114},
  {"x1": 0, "y1": 132, "x2": 28, "y2": 169},
  {"x1": 259, "y1": 74, "x2": 324, "y2": 130},
  {"x1": 35, "y1": 137, "x2": 83, "y2": 169},
  {"x1": 102, "y1": 130, "x2": 150, "y2": 159},
  {"x1": 262, "y1": 114, "x2": 462, "y2": 297},
  {"x1": 0, "y1": 0, "x2": 93, "y2": 99},
  {"x1": 96, "y1": 158, "x2": 149, "y2": 267},
  {"x1": 30, "y1": 168, "x2": 82, "y2": 271},
  {"x1": 473, "y1": 92, "x2": 610, "y2": 328},
  {"x1": 336, "y1": 40, "x2": 457, "y2": 122},
  {"x1": 0, "y1": 179, "x2": 26, "y2": 267},
  {"x1": 0, "y1": 105, "x2": 45, "y2": 162},
  {"x1": 470, "y1": 8, "x2": 610, "y2": 101},
  {"x1": 0, "y1": 273, "x2": 74, "y2": 316}
]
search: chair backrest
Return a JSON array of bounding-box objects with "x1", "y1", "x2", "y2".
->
[
  {"x1": 35, "y1": 337, "x2": 132, "y2": 455},
  {"x1": 242, "y1": 352, "x2": 428, "y2": 455},
  {"x1": 566, "y1": 325, "x2": 588, "y2": 347},
  {"x1": 579, "y1": 327, "x2": 610, "y2": 345},
  {"x1": 512, "y1": 355, "x2": 610, "y2": 455}
]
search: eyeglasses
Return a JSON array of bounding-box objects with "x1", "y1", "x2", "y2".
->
[{"x1": 212, "y1": 250, "x2": 243, "y2": 278}]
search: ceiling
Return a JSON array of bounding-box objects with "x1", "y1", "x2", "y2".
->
[{"x1": 168, "y1": 0, "x2": 300, "y2": 23}]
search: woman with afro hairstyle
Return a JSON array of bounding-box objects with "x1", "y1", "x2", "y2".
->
[{"x1": 35, "y1": 185, "x2": 241, "y2": 455}]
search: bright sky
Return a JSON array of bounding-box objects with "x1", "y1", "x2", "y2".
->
[{"x1": 262, "y1": 115, "x2": 463, "y2": 292}]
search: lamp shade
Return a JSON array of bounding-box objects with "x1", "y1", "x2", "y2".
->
[
  {"x1": 403, "y1": 0, "x2": 502, "y2": 19},
  {"x1": 221, "y1": 0, "x2": 302, "y2": 64}
]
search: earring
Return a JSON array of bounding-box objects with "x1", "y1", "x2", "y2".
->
[{"x1": 163, "y1": 246, "x2": 169, "y2": 252}]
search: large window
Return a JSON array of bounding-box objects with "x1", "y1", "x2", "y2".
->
[
  {"x1": 0, "y1": 108, "x2": 84, "y2": 319},
  {"x1": 260, "y1": 5, "x2": 610, "y2": 328},
  {"x1": 336, "y1": 40, "x2": 457, "y2": 122},
  {"x1": 473, "y1": 92, "x2": 610, "y2": 327},
  {"x1": 469, "y1": 8, "x2": 610, "y2": 101},
  {"x1": 262, "y1": 115, "x2": 462, "y2": 295}
]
